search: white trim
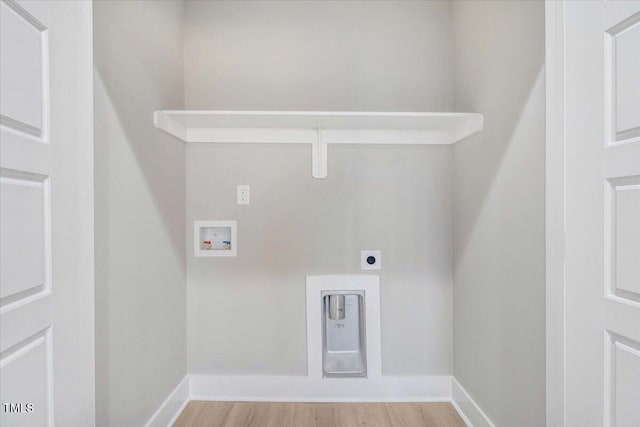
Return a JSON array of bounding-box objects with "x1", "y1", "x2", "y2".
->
[
  {"x1": 75, "y1": 1, "x2": 96, "y2": 423},
  {"x1": 144, "y1": 375, "x2": 190, "y2": 427},
  {"x1": 451, "y1": 378, "x2": 496, "y2": 427},
  {"x1": 545, "y1": 1, "x2": 567, "y2": 427},
  {"x1": 305, "y1": 275, "x2": 381, "y2": 379},
  {"x1": 189, "y1": 374, "x2": 451, "y2": 402},
  {"x1": 450, "y1": 398, "x2": 472, "y2": 427},
  {"x1": 144, "y1": 375, "x2": 474, "y2": 424}
]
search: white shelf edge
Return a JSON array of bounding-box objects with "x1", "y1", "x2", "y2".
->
[
  {"x1": 153, "y1": 110, "x2": 483, "y2": 145},
  {"x1": 154, "y1": 110, "x2": 188, "y2": 141},
  {"x1": 153, "y1": 110, "x2": 483, "y2": 179},
  {"x1": 155, "y1": 109, "x2": 481, "y2": 118}
]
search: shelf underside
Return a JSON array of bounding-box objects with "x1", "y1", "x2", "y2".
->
[{"x1": 153, "y1": 110, "x2": 484, "y2": 178}]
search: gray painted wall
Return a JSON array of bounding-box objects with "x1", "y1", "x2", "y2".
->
[
  {"x1": 452, "y1": 1, "x2": 546, "y2": 426},
  {"x1": 93, "y1": 1, "x2": 186, "y2": 426},
  {"x1": 91, "y1": 1, "x2": 547, "y2": 422},
  {"x1": 187, "y1": 144, "x2": 453, "y2": 375},
  {"x1": 184, "y1": 0, "x2": 455, "y2": 376},
  {"x1": 184, "y1": 0, "x2": 453, "y2": 111}
]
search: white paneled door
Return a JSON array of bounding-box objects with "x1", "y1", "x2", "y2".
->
[
  {"x1": 557, "y1": 1, "x2": 640, "y2": 426},
  {"x1": 602, "y1": 3, "x2": 640, "y2": 426},
  {"x1": 0, "y1": 1, "x2": 94, "y2": 426}
]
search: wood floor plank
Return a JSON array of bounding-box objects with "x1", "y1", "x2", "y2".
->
[
  {"x1": 331, "y1": 403, "x2": 361, "y2": 427},
  {"x1": 223, "y1": 402, "x2": 260, "y2": 427},
  {"x1": 419, "y1": 402, "x2": 467, "y2": 427},
  {"x1": 260, "y1": 402, "x2": 296, "y2": 427},
  {"x1": 172, "y1": 401, "x2": 466, "y2": 427},
  {"x1": 313, "y1": 403, "x2": 336, "y2": 427},
  {"x1": 174, "y1": 401, "x2": 234, "y2": 427},
  {"x1": 173, "y1": 401, "x2": 204, "y2": 427},
  {"x1": 290, "y1": 402, "x2": 318, "y2": 427},
  {"x1": 384, "y1": 403, "x2": 427, "y2": 427},
  {"x1": 196, "y1": 402, "x2": 234, "y2": 427},
  {"x1": 356, "y1": 403, "x2": 393, "y2": 427}
]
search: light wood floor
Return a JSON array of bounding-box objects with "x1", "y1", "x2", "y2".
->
[{"x1": 173, "y1": 401, "x2": 467, "y2": 427}]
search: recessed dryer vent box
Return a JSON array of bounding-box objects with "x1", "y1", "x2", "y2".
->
[{"x1": 194, "y1": 220, "x2": 237, "y2": 257}]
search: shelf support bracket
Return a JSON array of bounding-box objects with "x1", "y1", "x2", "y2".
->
[{"x1": 311, "y1": 128, "x2": 328, "y2": 179}]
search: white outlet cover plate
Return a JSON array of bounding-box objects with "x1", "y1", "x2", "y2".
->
[
  {"x1": 361, "y1": 250, "x2": 381, "y2": 270},
  {"x1": 237, "y1": 185, "x2": 250, "y2": 205}
]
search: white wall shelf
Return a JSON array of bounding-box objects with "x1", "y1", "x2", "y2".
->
[{"x1": 154, "y1": 110, "x2": 483, "y2": 178}]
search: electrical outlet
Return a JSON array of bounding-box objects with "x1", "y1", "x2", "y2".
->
[
  {"x1": 361, "y1": 250, "x2": 381, "y2": 270},
  {"x1": 237, "y1": 185, "x2": 250, "y2": 205}
]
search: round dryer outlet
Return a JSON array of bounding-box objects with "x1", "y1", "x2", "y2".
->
[{"x1": 361, "y1": 250, "x2": 381, "y2": 270}]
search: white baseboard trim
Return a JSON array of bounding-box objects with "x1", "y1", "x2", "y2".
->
[
  {"x1": 143, "y1": 374, "x2": 492, "y2": 426},
  {"x1": 451, "y1": 377, "x2": 495, "y2": 427},
  {"x1": 144, "y1": 375, "x2": 190, "y2": 427},
  {"x1": 189, "y1": 374, "x2": 452, "y2": 402}
]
